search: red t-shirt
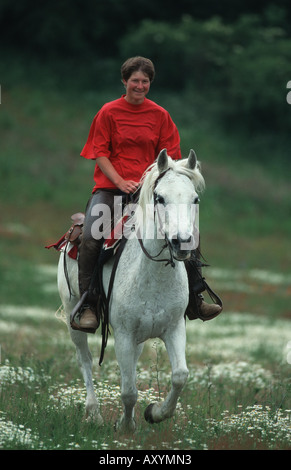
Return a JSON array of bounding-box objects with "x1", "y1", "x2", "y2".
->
[{"x1": 81, "y1": 95, "x2": 181, "y2": 191}]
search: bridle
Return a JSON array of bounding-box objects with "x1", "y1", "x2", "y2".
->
[{"x1": 136, "y1": 168, "x2": 176, "y2": 268}]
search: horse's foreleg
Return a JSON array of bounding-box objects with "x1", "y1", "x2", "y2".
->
[
  {"x1": 68, "y1": 323, "x2": 103, "y2": 425},
  {"x1": 144, "y1": 321, "x2": 188, "y2": 424},
  {"x1": 114, "y1": 333, "x2": 143, "y2": 432}
]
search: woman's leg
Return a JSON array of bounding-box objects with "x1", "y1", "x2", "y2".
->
[{"x1": 78, "y1": 190, "x2": 118, "y2": 329}]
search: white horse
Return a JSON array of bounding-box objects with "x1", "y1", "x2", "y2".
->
[{"x1": 57, "y1": 149, "x2": 205, "y2": 431}]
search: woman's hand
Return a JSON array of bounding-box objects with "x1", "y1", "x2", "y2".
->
[
  {"x1": 116, "y1": 179, "x2": 139, "y2": 194},
  {"x1": 96, "y1": 156, "x2": 139, "y2": 193}
]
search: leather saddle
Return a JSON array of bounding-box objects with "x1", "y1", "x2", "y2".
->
[{"x1": 64, "y1": 212, "x2": 85, "y2": 245}]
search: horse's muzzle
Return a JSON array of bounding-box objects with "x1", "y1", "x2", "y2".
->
[{"x1": 169, "y1": 233, "x2": 194, "y2": 261}]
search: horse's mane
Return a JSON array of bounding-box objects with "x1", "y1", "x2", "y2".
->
[{"x1": 138, "y1": 156, "x2": 205, "y2": 210}]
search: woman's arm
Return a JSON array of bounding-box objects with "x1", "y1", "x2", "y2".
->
[{"x1": 96, "y1": 157, "x2": 139, "y2": 194}]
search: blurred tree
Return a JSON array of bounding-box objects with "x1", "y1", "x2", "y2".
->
[
  {"x1": 0, "y1": 0, "x2": 290, "y2": 58},
  {"x1": 225, "y1": 14, "x2": 291, "y2": 130},
  {"x1": 0, "y1": 0, "x2": 127, "y2": 57},
  {"x1": 1, "y1": 0, "x2": 290, "y2": 131},
  {"x1": 120, "y1": 12, "x2": 291, "y2": 131},
  {"x1": 119, "y1": 16, "x2": 233, "y2": 89}
]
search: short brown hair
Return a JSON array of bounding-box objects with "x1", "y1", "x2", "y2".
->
[{"x1": 121, "y1": 56, "x2": 155, "y2": 83}]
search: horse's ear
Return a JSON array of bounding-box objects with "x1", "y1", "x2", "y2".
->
[
  {"x1": 187, "y1": 149, "x2": 197, "y2": 170},
  {"x1": 157, "y1": 149, "x2": 169, "y2": 174}
]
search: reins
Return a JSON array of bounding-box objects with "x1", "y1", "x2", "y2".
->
[{"x1": 137, "y1": 235, "x2": 176, "y2": 268}]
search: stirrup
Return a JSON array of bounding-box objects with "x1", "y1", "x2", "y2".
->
[
  {"x1": 185, "y1": 278, "x2": 223, "y2": 321},
  {"x1": 70, "y1": 292, "x2": 98, "y2": 334}
]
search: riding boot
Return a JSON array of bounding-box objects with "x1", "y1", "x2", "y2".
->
[
  {"x1": 184, "y1": 249, "x2": 222, "y2": 321},
  {"x1": 77, "y1": 237, "x2": 101, "y2": 331}
]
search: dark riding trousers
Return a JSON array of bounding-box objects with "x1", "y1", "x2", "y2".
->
[{"x1": 78, "y1": 189, "x2": 126, "y2": 303}]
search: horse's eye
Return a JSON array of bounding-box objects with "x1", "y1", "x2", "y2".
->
[
  {"x1": 154, "y1": 192, "x2": 165, "y2": 205},
  {"x1": 194, "y1": 196, "x2": 200, "y2": 204}
]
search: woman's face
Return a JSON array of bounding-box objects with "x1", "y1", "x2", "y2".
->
[{"x1": 123, "y1": 70, "x2": 151, "y2": 105}]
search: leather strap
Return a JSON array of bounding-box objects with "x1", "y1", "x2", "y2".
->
[{"x1": 98, "y1": 236, "x2": 128, "y2": 365}]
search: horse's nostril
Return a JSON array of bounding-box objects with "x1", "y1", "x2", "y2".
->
[
  {"x1": 172, "y1": 238, "x2": 180, "y2": 247},
  {"x1": 172, "y1": 234, "x2": 192, "y2": 247}
]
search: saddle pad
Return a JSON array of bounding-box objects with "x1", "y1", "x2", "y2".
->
[
  {"x1": 98, "y1": 214, "x2": 130, "y2": 267},
  {"x1": 45, "y1": 235, "x2": 79, "y2": 259},
  {"x1": 45, "y1": 213, "x2": 130, "y2": 263}
]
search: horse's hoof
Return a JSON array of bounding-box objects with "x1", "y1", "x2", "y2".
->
[
  {"x1": 114, "y1": 418, "x2": 136, "y2": 433},
  {"x1": 85, "y1": 408, "x2": 103, "y2": 426},
  {"x1": 144, "y1": 403, "x2": 156, "y2": 424}
]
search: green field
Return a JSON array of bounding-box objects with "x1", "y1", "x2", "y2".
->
[{"x1": 0, "y1": 77, "x2": 290, "y2": 450}]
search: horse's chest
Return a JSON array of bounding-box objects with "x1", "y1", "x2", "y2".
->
[
  {"x1": 108, "y1": 248, "x2": 188, "y2": 340},
  {"x1": 123, "y1": 269, "x2": 186, "y2": 310},
  {"x1": 112, "y1": 275, "x2": 187, "y2": 341}
]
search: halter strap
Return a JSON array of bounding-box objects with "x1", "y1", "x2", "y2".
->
[{"x1": 153, "y1": 167, "x2": 172, "y2": 190}]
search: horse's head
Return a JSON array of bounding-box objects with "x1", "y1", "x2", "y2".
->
[
  {"x1": 138, "y1": 149, "x2": 205, "y2": 262},
  {"x1": 153, "y1": 149, "x2": 204, "y2": 261}
]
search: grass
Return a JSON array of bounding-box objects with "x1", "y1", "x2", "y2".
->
[
  {"x1": 0, "y1": 66, "x2": 291, "y2": 450},
  {"x1": 0, "y1": 264, "x2": 290, "y2": 450}
]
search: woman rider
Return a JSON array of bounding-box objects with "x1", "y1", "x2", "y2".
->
[{"x1": 76, "y1": 56, "x2": 222, "y2": 330}]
